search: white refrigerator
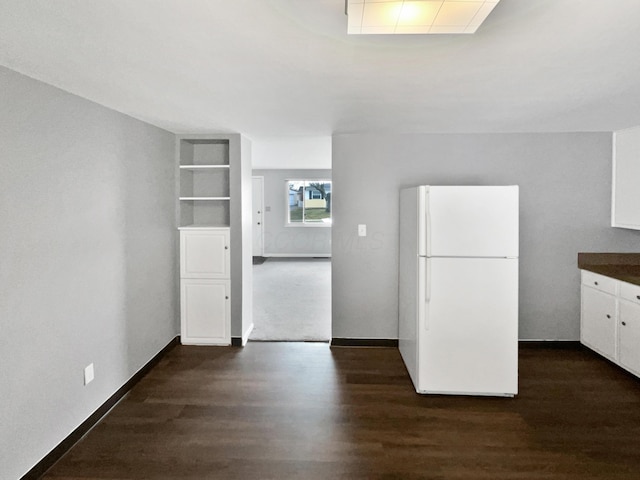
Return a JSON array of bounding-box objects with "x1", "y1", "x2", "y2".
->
[{"x1": 398, "y1": 185, "x2": 519, "y2": 397}]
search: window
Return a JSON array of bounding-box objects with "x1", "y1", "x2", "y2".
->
[{"x1": 287, "y1": 180, "x2": 332, "y2": 226}]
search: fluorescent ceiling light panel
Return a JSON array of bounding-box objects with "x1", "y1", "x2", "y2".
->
[{"x1": 346, "y1": 0, "x2": 500, "y2": 35}]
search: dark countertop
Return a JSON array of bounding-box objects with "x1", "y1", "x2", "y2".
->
[{"x1": 578, "y1": 253, "x2": 640, "y2": 287}]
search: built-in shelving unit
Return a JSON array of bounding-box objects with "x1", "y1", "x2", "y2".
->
[
  {"x1": 178, "y1": 138, "x2": 230, "y2": 227},
  {"x1": 176, "y1": 133, "x2": 253, "y2": 348}
]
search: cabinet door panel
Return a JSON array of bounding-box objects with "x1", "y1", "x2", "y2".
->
[
  {"x1": 581, "y1": 286, "x2": 617, "y2": 360},
  {"x1": 180, "y1": 229, "x2": 230, "y2": 278},
  {"x1": 181, "y1": 279, "x2": 230, "y2": 345},
  {"x1": 613, "y1": 127, "x2": 640, "y2": 230},
  {"x1": 619, "y1": 300, "x2": 640, "y2": 376}
]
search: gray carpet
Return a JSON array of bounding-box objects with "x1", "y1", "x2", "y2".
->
[{"x1": 251, "y1": 257, "x2": 331, "y2": 341}]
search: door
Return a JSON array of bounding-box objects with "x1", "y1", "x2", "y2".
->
[
  {"x1": 252, "y1": 176, "x2": 264, "y2": 256},
  {"x1": 427, "y1": 186, "x2": 519, "y2": 258},
  {"x1": 418, "y1": 257, "x2": 518, "y2": 395}
]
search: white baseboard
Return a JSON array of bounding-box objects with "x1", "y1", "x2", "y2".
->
[
  {"x1": 263, "y1": 253, "x2": 331, "y2": 258},
  {"x1": 519, "y1": 338, "x2": 579, "y2": 342},
  {"x1": 242, "y1": 323, "x2": 254, "y2": 346}
]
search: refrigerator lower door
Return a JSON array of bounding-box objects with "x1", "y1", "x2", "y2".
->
[{"x1": 418, "y1": 257, "x2": 518, "y2": 396}]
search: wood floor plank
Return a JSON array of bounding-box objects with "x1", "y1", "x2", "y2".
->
[{"x1": 42, "y1": 342, "x2": 640, "y2": 479}]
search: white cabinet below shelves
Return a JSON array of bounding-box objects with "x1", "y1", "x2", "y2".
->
[
  {"x1": 180, "y1": 279, "x2": 230, "y2": 345},
  {"x1": 179, "y1": 227, "x2": 231, "y2": 346},
  {"x1": 612, "y1": 126, "x2": 640, "y2": 230},
  {"x1": 180, "y1": 229, "x2": 230, "y2": 279}
]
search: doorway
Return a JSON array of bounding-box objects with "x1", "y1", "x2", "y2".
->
[{"x1": 250, "y1": 172, "x2": 331, "y2": 341}]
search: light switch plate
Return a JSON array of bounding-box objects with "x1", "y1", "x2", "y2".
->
[{"x1": 358, "y1": 224, "x2": 367, "y2": 237}]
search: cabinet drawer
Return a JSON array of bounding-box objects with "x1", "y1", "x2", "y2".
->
[
  {"x1": 581, "y1": 270, "x2": 617, "y2": 295},
  {"x1": 619, "y1": 281, "x2": 640, "y2": 305}
]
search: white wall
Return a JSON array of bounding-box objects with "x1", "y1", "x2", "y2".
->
[
  {"x1": 0, "y1": 66, "x2": 178, "y2": 479},
  {"x1": 251, "y1": 136, "x2": 331, "y2": 169},
  {"x1": 332, "y1": 132, "x2": 640, "y2": 341}
]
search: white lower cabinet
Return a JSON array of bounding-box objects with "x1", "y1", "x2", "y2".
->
[
  {"x1": 581, "y1": 285, "x2": 617, "y2": 361},
  {"x1": 619, "y1": 300, "x2": 640, "y2": 377},
  {"x1": 181, "y1": 279, "x2": 230, "y2": 345},
  {"x1": 581, "y1": 270, "x2": 640, "y2": 378}
]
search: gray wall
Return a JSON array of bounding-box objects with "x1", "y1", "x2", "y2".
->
[
  {"x1": 0, "y1": 66, "x2": 177, "y2": 479},
  {"x1": 332, "y1": 133, "x2": 640, "y2": 341},
  {"x1": 253, "y1": 169, "x2": 332, "y2": 256}
]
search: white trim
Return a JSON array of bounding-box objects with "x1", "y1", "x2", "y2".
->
[
  {"x1": 285, "y1": 178, "x2": 332, "y2": 227},
  {"x1": 179, "y1": 165, "x2": 230, "y2": 169},
  {"x1": 263, "y1": 253, "x2": 331, "y2": 258},
  {"x1": 179, "y1": 197, "x2": 230, "y2": 201},
  {"x1": 611, "y1": 130, "x2": 617, "y2": 227},
  {"x1": 242, "y1": 323, "x2": 254, "y2": 346},
  {"x1": 284, "y1": 222, "x2": 332, "y2": 228},
  {"x1": 518, "y1": 339, "x2": 578, "y2": 342}
]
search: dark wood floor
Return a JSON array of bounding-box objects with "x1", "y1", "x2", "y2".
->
[{"x1": 42, "y1": 342, "x2": 640, "y2": 479}]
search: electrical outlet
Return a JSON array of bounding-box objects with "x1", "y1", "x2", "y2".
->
[
  {"x1": 358, "y1": 224, "x2": 367, "y2": 237},
  {"x1": 84, "y1": 363, "x2": 94, "y2": 385}
]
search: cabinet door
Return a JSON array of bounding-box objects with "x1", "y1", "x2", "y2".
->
[
  {"x1": 612, "y1": 127, "x2": 640, "y2": 230},
  {"x1": 581, "y1": 285, "x2": 617, "y2": 360},
  {"x1": 180, "y1": 229, "x2": 230, "y2": 278},
  {"x1": 181, "y1": 279, "x2": 230, "y2": 345},
  {"x1": 619, "y1": 300, "x2": 640, "y2": 376}
]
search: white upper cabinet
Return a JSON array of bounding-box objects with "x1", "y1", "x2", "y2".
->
[
  {"x1": 180, "y1": 228, "x2": 230, "y2": 279},
  {"x1": 612, "y1": 126, "x2": 640, "y2": 230}
]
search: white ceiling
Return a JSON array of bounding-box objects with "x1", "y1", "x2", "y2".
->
[{"x1": 2, "y1": 0, "x2": 640, "y2": 138}]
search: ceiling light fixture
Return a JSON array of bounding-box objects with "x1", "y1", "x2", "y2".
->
[{"x1": 346, "y1": 0, "x2": 500, "y2": 35}]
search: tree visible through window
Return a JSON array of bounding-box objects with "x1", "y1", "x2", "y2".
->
[{"x1": 287, "y1": 180, "x2": 332, "y2": 225}]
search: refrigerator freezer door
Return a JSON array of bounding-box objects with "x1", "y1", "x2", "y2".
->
[
  {"x1": 427, "y1": 186, "x2": 518, "y2": 258},
  {"x1": 418, "y1": 257, "x2": 518, "y2": 396}
]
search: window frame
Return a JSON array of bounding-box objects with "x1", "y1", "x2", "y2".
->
[{"x1": 285, "y1": 179, "x2": 332, "y2": 227}]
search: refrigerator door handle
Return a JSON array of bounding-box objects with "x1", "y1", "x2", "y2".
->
[
  {"x1": 425, "y1": 194, "x2": 431, "y2": 258},
  {"x1": 418, "y1": 257, "x2": 428, "y2": 331},
  {"x1": 426, "y1": 260, "x2": 431, "y2": 304}
]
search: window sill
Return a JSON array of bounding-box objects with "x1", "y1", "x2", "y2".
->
[{"x1": 285, "y1": 223, "x2": 332, "y2": 228}]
